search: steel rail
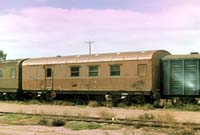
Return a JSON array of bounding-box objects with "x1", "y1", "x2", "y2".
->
[{"x1": 0, "y1": 111, "x2": 199, "y2": 130}]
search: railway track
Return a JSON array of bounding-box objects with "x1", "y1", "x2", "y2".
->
[{"x1": 0, "y1": 111, "x2": 200, "y2": 130}]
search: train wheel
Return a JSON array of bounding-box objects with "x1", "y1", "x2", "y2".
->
[
  {"x1": 197, "y1": 99, "x2": 200, "y2": 105},
  {"x1": 105, "y1": 93, "x2": 113, "y2": 102},
  {"x1": 45, "y1": 91, "x2": 55, "y2": 101},
  {"x1": 172, "y1": 97, "x2": 182, "y2": 105},
  {"x1": 104, "y1": 93, "x2": 114, "y2": 107}
]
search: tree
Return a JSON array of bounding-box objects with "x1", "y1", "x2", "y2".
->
[{"x1": 0, "y1": 50, "x2": 7, "y2": 61}]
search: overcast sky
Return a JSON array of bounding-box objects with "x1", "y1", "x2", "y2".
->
[{"x1": 1, "y1": 0, "x2": 200, "y2": 59}]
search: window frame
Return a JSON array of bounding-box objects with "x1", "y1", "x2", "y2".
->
[
  {"x1": 46, "y1": 68, "x2": 52, "y2": 78},
  {"x1": 70, "y1": 66, "x2": 80, "y2": 77},
  {"x1": 0, "y1": 69, "x2": 3, "y2": 79},
  {"x1": 88, "y1": 65, "x2": 99, "y2": 77},
  {"x1": 110, "y1": 64, "x2": 121, "y2": 76},
  {"x1": 10, "y1": 68, "x2": 16, "y2": 79}
]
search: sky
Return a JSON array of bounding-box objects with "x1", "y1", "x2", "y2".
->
[{"x1": 1, "y1": 0, "x2": 200, "y2": 59}]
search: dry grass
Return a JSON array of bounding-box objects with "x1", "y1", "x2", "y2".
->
[
  {"x1": 99, "y1": 109, "x2": 115, "y2": 120},
  {"x1": 103, "y1": 102, "x2": 114, "y2": 107},
  {"x1": 0, "y1": 113, "x2": 198, "y2": 134},
  {"x1": 155, "y1": 113, "x2": 176, "y2": 123},
  {"x1": 65, "y1": 121, "x2": 101, "y2": 130},
  {"x1": 87, "y1": 101, "x2": 99, "y2": 107},
  {"x1": 101, "y1": 124, "x2": 122, "y2": 130},
  {"x1": 164, "y1": 104, "x2": 200, "y2": 112},
  {"x1": 171, "y1": 127, "x2": 196, "y2": 135},
  {"x1": 76, "y1": 110, "x2": 89, "y2": 118},
  {"x1": 129, "y1": 104, "x2": 154, "y2": 110},
  {"x1": 38, "y1": 119, "x2": 50, "y2": 126},
  {"x1": 179, "y1": 127, "x2": 195, "y2": 135},
  {"x1": 0, "y1": 114, "x2": 41, "y2": 125},
  {"x1": 138, "y1": 113, "x2": 155, "y2": 121}
]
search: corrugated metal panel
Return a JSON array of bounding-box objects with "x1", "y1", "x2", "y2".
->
[
  {"x1": 23, "y1": 50, "x2": 168, "y2": 66},
  {"x1": 184, "y1": 60, "x2": 198, "y2": 95},
  {"x1": 170, "y1": 60, "x2": 183, "y2": 95},
  {"x1": 163, "y1": 61, "x2": 170, "y2": 95},
  {"x1": 163, "y1": 59, "x2": 199, "y2": 96}
]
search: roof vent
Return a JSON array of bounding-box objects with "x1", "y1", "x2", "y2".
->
[{"x1": 190, "y1": 52, "x2": 199, "y2": 54}]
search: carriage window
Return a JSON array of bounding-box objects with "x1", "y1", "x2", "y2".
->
[
  {"x1": 89, "y1": 66, "x2": 98, "y2": 77},
  {"x1": 46, "y1": 68, "x2": 52, "y2": 77},
  {"x1": 71, "y1": 66, "x2": 80, "y2": 77},
  {"x1": 10, "y1": 68, "x2": 16, "y2": 79},
  {"x1": 110, "y1": 65, "x2": 120, "y2": 76},
  {"x1": 138, "y1": 64, "x2": 147, "y2": 76},
  {"x1": 0, "y1": 70, "x2": 2, "y2": 78}
]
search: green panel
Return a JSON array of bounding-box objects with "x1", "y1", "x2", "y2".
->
[
  {"x1": 163, "y1": 61, "x2": 170, "y2": 95},
  {"x1": 170, "y1": 60, "x2": 183, "y2": 95},
  {"x1": 163, "y1": 58, "x2": 200, "y2": 96},
  {"x1": 184, "y1": 60, "x2": 198, "y2": 95},
  {"x1": 0, "y1": 62, "x2": 19, "y2": 91}
]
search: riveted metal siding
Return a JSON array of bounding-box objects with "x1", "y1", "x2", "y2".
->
[
  {"x1": 184, "y1": 60, "x2": 198, "y2": 95},
  {"x1": 163, "y1": 61, "x2": 170, "y2": 95},
  {"x1": 163, "y1": 59, "x2": 199, "y2": 96},
  {"x1": 170, "y1": 60, "x2": 183, "y2": 95}
]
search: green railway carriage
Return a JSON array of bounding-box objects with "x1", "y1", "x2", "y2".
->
[
  {"x1": 0, "y1": 59, "x2": 24, "y2": 98},
  {"x1": 162, "y1": 54, "x2": 200, "y2": 97}
]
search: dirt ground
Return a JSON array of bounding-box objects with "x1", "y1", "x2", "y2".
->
[
  {"x1": 0, "y1": 102, "x2": 199, "y2": 135},
  {"x1": 0, "y1": 125, "x2": 130, "y2": 135},
  {"x1": 0, "y1": 125, "x2": 128, "y2": 135},
  {"x1": 0, "y1": 125, "x2": 178, "y2": 135},
  {"x1": 0, "y1": 102, "x2": 199, "y2": 123}
]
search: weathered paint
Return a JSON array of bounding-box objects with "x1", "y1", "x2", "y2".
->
[
  {"x1": 22, "y1": 50, "x2": 170, "y2": 95},
  {"x1": 163, "y1": 55, "x2": 200, "y2": 96},
  {"x1": 0, "y1": 60, "x2": 23, "y2": 92}
]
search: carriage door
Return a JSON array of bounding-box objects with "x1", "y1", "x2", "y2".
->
[{"x1": 44, "y1": 66, "x2": 53, "y2": 90}]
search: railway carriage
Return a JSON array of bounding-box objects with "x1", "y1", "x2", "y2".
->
[
  {"x1": 22, "y1": 50, "x2": 169, "y2": 102},
  {"x1": 0, "y1": 59, "x2": 24, "y2": 99},
  {"x1": 2, "y1": 50, "x2": 200, "y2": 104},
  {"x1": 162, "y1": 53, "x2": 200, "y2": 103}
]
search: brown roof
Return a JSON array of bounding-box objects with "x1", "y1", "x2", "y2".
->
[{"x1": 23, "y1": 50, "x2": 168, "y2": 66}]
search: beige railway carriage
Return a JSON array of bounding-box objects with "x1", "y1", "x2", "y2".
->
[{"x1": 22, "y1": 50, "x2": 169, "y2": 99}]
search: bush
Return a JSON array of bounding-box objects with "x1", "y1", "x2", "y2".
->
[
  {"x1": 117, "y1": 102, "x2": 128, "y2": 108},
  {"x1": 65, "y1": 121, "x2": 101, "y2": 130},
  {"x1": 38, "y1": 119, "x2": 49, "y2": 126},
  {"x1": 129, "y1": 104, "x2": 154, "y2": 110},
  {"x1": 53, "y1": 100, "x2": 75, "y2": 106},
  {"x1": 183, "y1": 104, "x2": 200, "y2": 111},
  {"x1": 179, "y1": 128, "x2": 195, "y2": 135},
  {"x1": 87, "y1": 101, "x2": 99, "y2": 107},
  {"x1": 52, "y1": 119, "x2": 65, "y2": 126},
  {"x1": 164, "y1": 103, "x2": 200, "y2": 111}
]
